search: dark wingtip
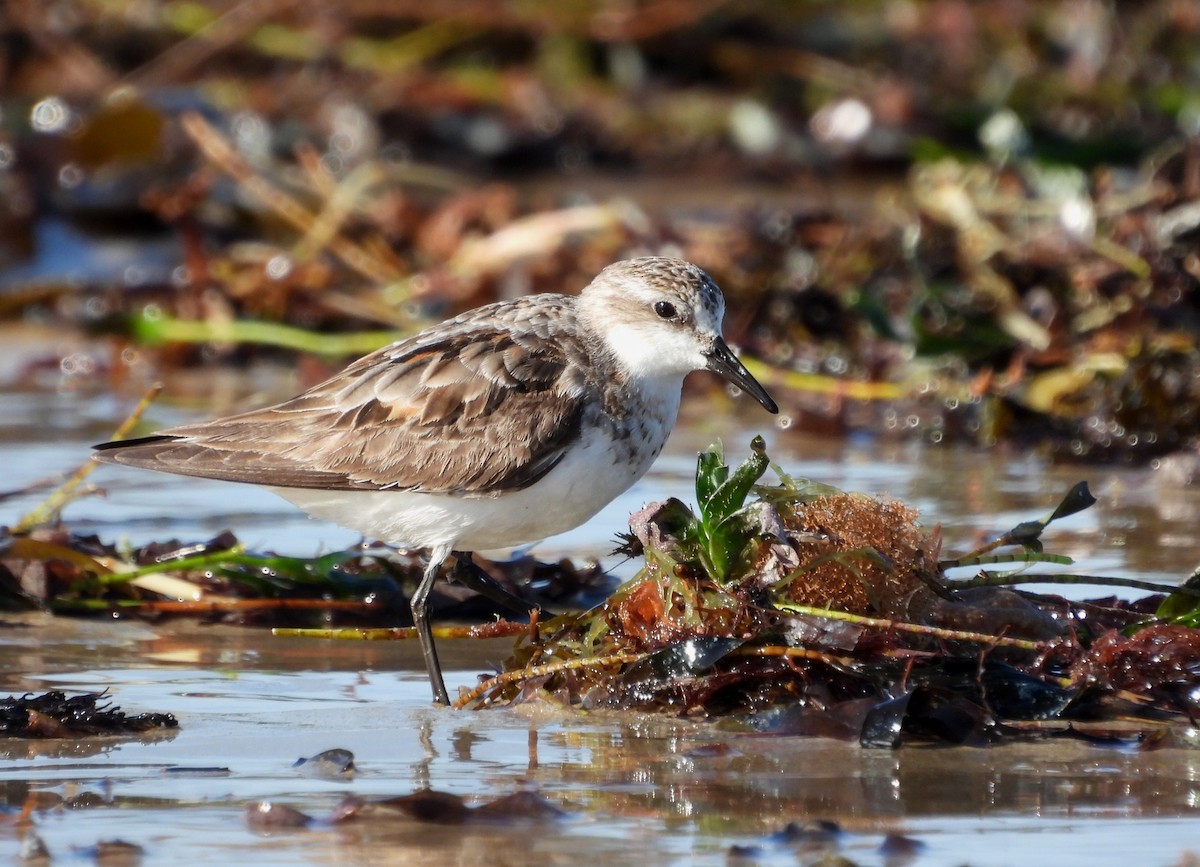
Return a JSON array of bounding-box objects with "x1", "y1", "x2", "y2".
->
[{"x1": 91, "y1": 435, "x2": 183, "y2": 465}]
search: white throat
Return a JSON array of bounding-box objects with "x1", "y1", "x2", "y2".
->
[{"x1": 600, "y1": 321, "x2": 707, "y2": 383}]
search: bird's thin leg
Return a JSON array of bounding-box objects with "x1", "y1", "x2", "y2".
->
[
  {"x1": 449, "y1": 552, "x2": 558, "y2": 619},
  {"x1": 412, "y1": 543, "x2": 452, "y2": 705}
]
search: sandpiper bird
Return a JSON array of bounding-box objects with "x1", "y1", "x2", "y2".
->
[{"x1": 94, "y1": 257, "x2": 778, "y2": 704}]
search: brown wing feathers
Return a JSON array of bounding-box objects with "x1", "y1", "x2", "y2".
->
[{"x1": 93, "y1": 314, "x2": 592, "y2": 496}]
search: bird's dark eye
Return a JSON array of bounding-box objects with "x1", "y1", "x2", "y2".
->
[{"x1": 654, "y1": 300, "x2": 677, "y2": 319}]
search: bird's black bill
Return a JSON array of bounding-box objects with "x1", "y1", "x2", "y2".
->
[{"x1": 705, "y1": 338, "x2": 779, "y2": 413}]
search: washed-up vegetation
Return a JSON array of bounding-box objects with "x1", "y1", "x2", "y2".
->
[
  {"x1": 2, "y1": 3, "x2": 1200, "y2": 460},
  {"x1": 0, "y1": 690, "x2": 176, "y2": 738},
  {"x1": 444, "y1": 439, "x2": 1200, "y2": 745}
]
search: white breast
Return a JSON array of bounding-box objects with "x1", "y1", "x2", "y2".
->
[{"x1": 271, "y1": 375, "x2": 684, "y2": 552}]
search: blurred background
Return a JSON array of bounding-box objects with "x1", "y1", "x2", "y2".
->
[{"x1": 3, "y1": 0, "x2": 1200, "y2": 462}]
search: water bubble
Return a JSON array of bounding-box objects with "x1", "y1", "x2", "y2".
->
[
  {"x1": 810, "y1": 98, "x2": 872, "y2": 146},
  {"x1": 329, "y1": 131, "x2": 356, "y2": 156},
  {"x1": 555, "y1": 145, "x2": 585, "y2": 172},
  {"x1": 57, "y1": 163, "x2": 84, "y2": 189},
  {"x1": 319, "y1": 153, "x2": 344, "y2": 176},
  {"x1": 729, "y1": 99, "x2": 781, "y2": 155},
  {"x1": 607, "y1": 42, "x2": 646, "y2": 89},
  {"x1": 328, "y1": 102, "x2": 373, "y2": 157},
  {"x1": 60, "y1": 352, "x2": 95, "y2": 376},
  {"x1": 978, "y1": 108, "x2": 1029, "y2": 159},
  {"x1": 1059, "y1": 196, "x2": 1096, "y2": 242},
  {"x1": 266, "y1": 254, "x2": 293, "y2": 280},
  {"x1": 381, "y1": 142, "x2": 411, "y2": 164},
  {"x1": 232, "y1": 112, "x2": 271, "y2": 163},
  {"x1": 465, "y1": 115, "x2": 509, "y2": 155},
  {"x1": 533, "y1": 110, "x2": 564, "y2": 135},
  {"x1": 31, "y1": 97, "x2": 72, "y2": 133}
]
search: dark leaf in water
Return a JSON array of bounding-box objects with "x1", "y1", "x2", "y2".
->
[
  {"x1": 902, "y1": 686, "x2": 998, "y2": 745},
  {"x1": 293, "y1": 748, "x2": 356, "y2": 778},
  {"x1": 379, "y1": 790, "x2": 470, "y2": 824},
  {"x1": 879, "y1": 833, "x2": 926, "y2": 858},
  {"x1": 980, "y1": 662, "x2": 1077, "y2": 720},
  {"x1": 245, "y1": 801, "x2": 313, "y2": 829},
  {"x1": 728, "y1": 844, "x2": 764, "y2": 859},
  {"x1": 742, "y1": 697, "x2": 878, "y2": 741},
  {"x1": 769, "y1": 819, "x2": 842, "y2": 846},
  {"x1": 861, "y1": 683, "x2": 999, "y2": 747},
  {"x1": 81, "y1": 838, "x2": 145, "y2": 866},
  {"x1": 621, "y1": 637, "x2": 743, "y2": 690},
  {"x1": 729, "y1": 819, "x2": 841, "y2": 861},
  {"x1": 471, "y1": 791, "x2": 566, "y2": 822},
  {"x1": 860, "y1": 691, "x2": 912, "y2": 749},
  {"x1": 680, "y1": 742, "x2": 735, "y2": 759},
  {"x1": 1005, "y1": 481, "x2": 1095, "y2": 549},
  {"x1": 66, "y1": 792, "x2": 108, "y2": 809},
  {"x1": 1046, "y1": 482, "x2": 1096, "y2": 522},
  {"x1": 328, "y1": 795, "x2": 369, "y2": 824}
]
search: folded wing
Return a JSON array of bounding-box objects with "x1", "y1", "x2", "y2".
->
[{"x1": 95, "y1": 308, "x2": 590, "y2": 496}]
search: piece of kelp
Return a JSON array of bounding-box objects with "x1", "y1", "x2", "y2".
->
[{"x1": 0, "y1": 690, "x2": 178, "y2": 738}]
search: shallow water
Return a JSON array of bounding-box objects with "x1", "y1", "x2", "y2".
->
[
  {"x1": 2, "y1": 619, "x2": 1200, "y2": 865},
  {"x1": 4, "y1": 384, "x2": 1200, "y2": 864}
]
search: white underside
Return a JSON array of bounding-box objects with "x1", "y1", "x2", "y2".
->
[{"x1": 271, "y1": 379, "x2": 682, "y2": 552}]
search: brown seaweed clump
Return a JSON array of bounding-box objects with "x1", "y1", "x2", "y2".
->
[
  {"x1": 778, "y1": 493, "x2": 940, "y2": 617},
  {"x1": 459, "y1": 440, "x2": 1200, "y2": 745}
]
